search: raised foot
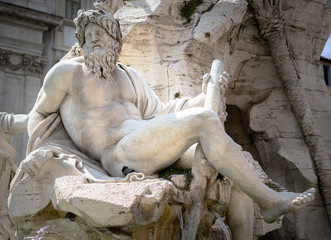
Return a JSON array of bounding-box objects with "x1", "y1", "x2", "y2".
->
[{"x1": 261, "y1": 188, "x2": 316, "y2": 223}]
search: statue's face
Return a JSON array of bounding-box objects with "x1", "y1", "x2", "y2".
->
[
  {"x1": 84, "y1": 23, "x2": 113, "y2": 50},
  {"x1": 82, "y1": 22, "x2": 119, "y2": 80}
]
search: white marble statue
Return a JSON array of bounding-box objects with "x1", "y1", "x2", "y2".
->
[
  {"x1": 0, "y1": 113, "x2": 28, "y2": 240},
  {"x1": 22, "y1": 8, "x2": 315, "y2": 236}
]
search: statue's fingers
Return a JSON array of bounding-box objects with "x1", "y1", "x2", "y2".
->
[
  {"x1": 203, "y1": 73, "x2": 210, "y2": 83},
  {"x1": 219, "y1": 72, "x2": 229, "y2": 85},
  {"x1": 222, "y1": 71, "x2": 229, "y2": 79},
  {"x1": 76, "y1": 158, "x2": 83, "y2": 169},
  {"x1": 69, "y1": 155, "x2": 83, "y2": 169},
  {"x1": 61, "y1": 157, "x2": 83, "y2": 174},
  {"x1": 219, "y1": 75, "x2": 228, "y2": 84},
  {"x1": 307, "y1": 193, "x2": 314, "y2": 201}
]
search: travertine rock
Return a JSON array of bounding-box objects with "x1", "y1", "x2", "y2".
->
[
  {"x1": 250, "y1": 89, "x2": 302, "y2": 139},
  {"x1": 116, "y1": 0, "x2": 331, "y2": 238},
  {"x1": 9, "y1": 169, "x2": 234, "y2": 239},
  {"x1": 193, "y1": 0, "x2": 248, "y2": 44},
  {"x1": 53, "y1": 176, "x2": 175, "y2": 227}
]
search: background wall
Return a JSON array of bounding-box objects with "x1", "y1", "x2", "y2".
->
[{"x1": 0, "y1": 0, "x2": 93, "y2": 163}]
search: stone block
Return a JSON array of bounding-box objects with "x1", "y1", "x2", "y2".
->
[{"x1": 53, "y1": 176, "x2": 175, "y2": 227}]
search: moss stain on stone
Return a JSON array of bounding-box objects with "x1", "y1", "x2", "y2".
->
[
  {"x1": 180, "y1": 0, "x2": 203, "y2": 22},
  {"x1": 159, "y1": 166, "x2": 193, "y2": 190}
]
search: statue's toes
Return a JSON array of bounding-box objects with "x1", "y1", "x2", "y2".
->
[
  {"x1": 293, "y1": 197, "x2": 304, "y2": 206},
  {"x1": 292, "y1": 189, "x2": 315, "y2": 206}
]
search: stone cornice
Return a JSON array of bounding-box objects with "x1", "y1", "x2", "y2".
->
[
  {"x1": 0, "y1": 2, "x2": 63, "y2": 28},
  {"x1": 0, "y1": 48, "x2": 47, "y2": 74}
]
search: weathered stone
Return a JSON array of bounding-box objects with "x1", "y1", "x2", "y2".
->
[
  {"x1": 249, "y1": 89, "x2": 302, "y2": 139},
  {"x1": 53, "y1": 176, "x2": 175, "y2": 227},
  {"x1": 193, "y1": 0, "x2": 248, "y2": 44}
]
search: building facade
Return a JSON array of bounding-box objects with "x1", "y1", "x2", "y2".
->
[{"x1": 0, "y1": 0, "x2": 93, "y2": 162}]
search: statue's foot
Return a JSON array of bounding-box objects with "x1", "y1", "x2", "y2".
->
[{"x1": 261, "y1": 188, "x2": 315, "y2": 223}]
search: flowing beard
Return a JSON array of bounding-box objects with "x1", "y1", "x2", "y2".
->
[{"x1": 84, "y1": 40, "x2": 119, "y2": 80}]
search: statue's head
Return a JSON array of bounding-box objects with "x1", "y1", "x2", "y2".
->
[
  {"x1": 74, "y1": 9, "x2": 122, "y2": 50},
  {"x1": 74, "y1": 9, "x2": 122, "y2": 79}
]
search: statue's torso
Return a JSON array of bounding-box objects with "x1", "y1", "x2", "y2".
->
[{"x1": 60, "y1": 61, "x2": 144, "y2": 160}]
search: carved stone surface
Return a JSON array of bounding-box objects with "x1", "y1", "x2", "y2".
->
[
  {"x1": 0, "y1": 48, "x2": 47, "y2": 74},
  {"x1": 0, "y1": 112, "x2": 28, "y2": 240},
  {"x1": 53, "y1": 176, "x2": 175, "y2": 227},
  {"x1": 9, "y1": 162, "x2": 234, "y2": 239}
]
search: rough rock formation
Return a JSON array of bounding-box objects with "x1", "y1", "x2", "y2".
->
[
  {"x1": 116, "y1": 0, "x2": 331, "y2": 239},
  {"x1": 8, "y1": 162, "x2": 234, "y2": 239}
]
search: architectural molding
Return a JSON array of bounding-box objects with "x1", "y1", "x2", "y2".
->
[
  {"x1": 0, "y1": 48, "x2": 47, "y2": 74},
  {"x1": 0, "y1": 37, "x2": 44, "y2": 56},
  {"x1": 0, "y1": 2, "x2": 63, "y2": 29}
]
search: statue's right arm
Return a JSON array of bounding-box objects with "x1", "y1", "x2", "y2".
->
[{"x1": 28, "y1": 62, "x2": 75, "y2": 136}]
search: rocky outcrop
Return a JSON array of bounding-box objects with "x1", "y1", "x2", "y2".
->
[
  {"x1": 8, "y1": 165, "x2": 234, "y2": 239},
  {"x1": 116, "y1": 0, "x2": 331, "y2": 238},
  {"x1": 249, "y1": 0, "x2": 331, "y2": 227}
]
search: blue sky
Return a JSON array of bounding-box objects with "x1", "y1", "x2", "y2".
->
[{"x1": 321, "y1": 34, "x2": 331, "y2": 60}]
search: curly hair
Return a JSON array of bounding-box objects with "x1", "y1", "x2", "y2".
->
[{"x1": 74, "y1": 9, "x2": 123, "y2": 55}]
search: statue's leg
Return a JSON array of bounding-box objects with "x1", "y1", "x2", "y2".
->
[
  {"x1": 102, "y1": 107, "x2": 315, "y2": 223},
  {"x1": 101, "y1": 108, "x2": 211, "y2": 177},
  {"x1": 226, "y1": 185, "x2": 254, "y2": 240},
  {"x1": 176, "y1": 145, "x2": 254, "y2": 239}
]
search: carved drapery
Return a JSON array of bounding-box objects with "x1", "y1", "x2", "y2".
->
[
  {"x1": 249, "y1": 0, "x2": 331, "y2": 224},
  {"x1": 0, "y1": 48, "x2": 47, "y2": 74}
]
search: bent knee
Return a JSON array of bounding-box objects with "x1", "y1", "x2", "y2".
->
[{"x1": 193, "y1": 108, "x2": 221, "y2": 127}]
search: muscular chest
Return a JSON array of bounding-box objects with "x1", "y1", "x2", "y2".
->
[{"x1": 71, "y1": 68, "x2": 136, "y2": 106}]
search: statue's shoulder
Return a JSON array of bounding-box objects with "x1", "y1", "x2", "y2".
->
[
  {"x1": 117, "y1": 62, "x2": 143, "y2": 81},
  {"x1": 56, "y1": 56, "x2": 84, "y2": 70},
  {"x1": 47, "y1": 56, "x2": 84, "y2": 79},
  {"x1": 43, "y1": 56, "x2": 84, "y2": 89}
]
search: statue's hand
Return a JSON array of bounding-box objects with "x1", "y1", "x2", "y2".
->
[
  {"x1": 21, "y1": 149, "x2": 53, "y2": 176},
  {"x1": 21, "y1": 149, "x2": 83, "y2": 177},
  {"x1": 52, "y1": 153, "x2": 83, "y2": 174},
  {"x1": 202, "y1": 71, "x2": 229, "y2": 95},
  {"x1": 219, "y1": 71, "x2": 229, "y2": 96}
]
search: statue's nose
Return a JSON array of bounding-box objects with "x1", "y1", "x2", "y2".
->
[{"x1": 91, "y1": 32, "x2": 98, "y2": 42}]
